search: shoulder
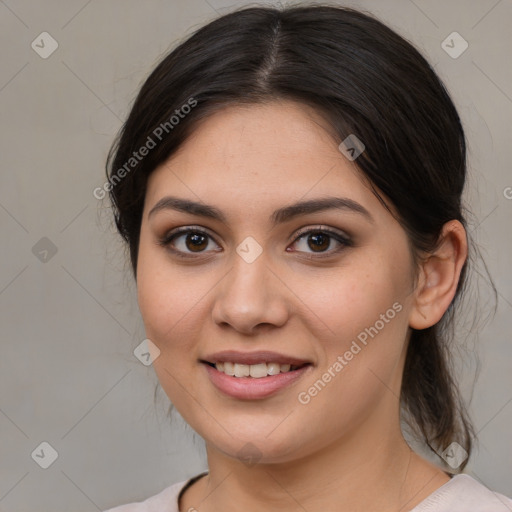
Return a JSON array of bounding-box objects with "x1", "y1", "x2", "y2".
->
[
  {"x1": 411, "y1": 474, "x2": 512, "y2": 512},
  {"x1": 102, "y1": 479, "x2": 189, "y2": 512}
]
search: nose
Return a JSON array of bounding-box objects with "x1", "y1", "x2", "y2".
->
[{"x1": 211, "y1": 252, "x2": 290, "y2": 335}]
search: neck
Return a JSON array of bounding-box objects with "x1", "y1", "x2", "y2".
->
[{"x1": 184, "y1": 415, "x2": 449, "y2": 512}]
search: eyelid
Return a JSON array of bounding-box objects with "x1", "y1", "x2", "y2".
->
[
  {"x1": 163, "y1": 225, "x2": 218, "y2": 241},
  {"x1": 291, "y1": 224, "x2": 351, "y2": 242}
]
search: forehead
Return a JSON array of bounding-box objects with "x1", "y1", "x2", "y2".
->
[{"x1": 143, "y1": 101, "x2": 383, "y2": 220}]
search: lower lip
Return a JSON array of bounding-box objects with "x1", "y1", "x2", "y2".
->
[{"x1": 203, "y1": 363, "x2": 311, "y2": 400}]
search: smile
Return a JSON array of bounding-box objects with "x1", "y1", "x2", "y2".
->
[
  {"x1": 209, "y1": 361, "x2": 305, "y2": 378},
  {"x1": 202, "y1": 360, "x2": 312, "y2": 400}
]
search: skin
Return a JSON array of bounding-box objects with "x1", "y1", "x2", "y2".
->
[{"x1": 136, "y1": 100, "x2": 467, "y2": 512}]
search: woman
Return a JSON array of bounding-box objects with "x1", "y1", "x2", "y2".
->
[{"x1": 103, "y1": 5, "x2": 512, "y2": 512}]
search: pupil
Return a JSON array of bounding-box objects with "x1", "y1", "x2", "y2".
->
[
  {"x1": 308, "y1": 232, "x2": 329, "y2": 252},
  {"x1": 187, "y1": 233, "x2": 207, "y2": 251}
]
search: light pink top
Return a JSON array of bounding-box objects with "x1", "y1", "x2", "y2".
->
[{"x1": 103, "y1": 472, "x2": 512, "y2": 512}]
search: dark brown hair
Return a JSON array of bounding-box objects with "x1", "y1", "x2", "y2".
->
[{"x1": 106, "y1": 4, "x2": 495, "y2": 471}]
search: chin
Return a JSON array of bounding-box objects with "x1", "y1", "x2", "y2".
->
[{"x1": 210, "y1": 436, "x2": 303, "y2": 466}]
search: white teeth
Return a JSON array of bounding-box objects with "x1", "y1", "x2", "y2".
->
[
  {"x1": 213, "y1": 361, "x2": 301, "y2": 378},
  {"x1": 267, "y1": 362, "x2": 281, "y2": 376},
  {"x1": 223, "y1": 362, "x2": 235, "y2": 376},
  {"x1": 234, "y1": 363, "x2": 250, "y2": 377},
  {"x1": 249, "y1": 363, "x2": 268, "y2": 378}
]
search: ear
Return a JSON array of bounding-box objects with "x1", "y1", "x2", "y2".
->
[{"x1": 409, "y1": 220, "x2": 468, "y2": 330}]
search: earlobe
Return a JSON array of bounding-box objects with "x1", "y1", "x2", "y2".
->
[{"x1": 409, "y1": 220, "x2": 468, "y2": 330}]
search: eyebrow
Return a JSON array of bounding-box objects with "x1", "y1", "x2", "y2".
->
[{"x1": 147, "y1": 195, "x2": 374, "y2": 225}]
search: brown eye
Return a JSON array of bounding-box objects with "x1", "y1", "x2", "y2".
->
[
  {"x1": 159, "y1": 228, "x2": 221, "y2": 257},
  {"x1": 289, "y1": 227, "x2": 352, "y2": 257},
  {"x1": 185, "y1": 232, "x2": 209, "y2": 252},
  {"x1": 306, "y1": 232, "x2": 330, "y2": 252}
]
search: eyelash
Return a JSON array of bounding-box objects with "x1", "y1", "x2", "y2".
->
[{"x1": 157, "y1": 225, "x2": 353, "y2": 260}]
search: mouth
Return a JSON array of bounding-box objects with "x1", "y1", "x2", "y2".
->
[
  {"x1": 199, "y1": 351, "x2": 313, "y2": 400},
  {"x1": 201, "y1": 360, "x2": 310, "y2": 378}
]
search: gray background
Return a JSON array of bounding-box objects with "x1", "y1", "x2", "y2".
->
[{"x1": 0, "y1": 0, "x2": 511, "y2": 510}]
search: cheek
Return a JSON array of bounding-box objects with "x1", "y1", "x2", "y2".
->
[
  {"x1": 297, "y1": 250, "x2": 411, "y2": 395},
  {"x1": 138, "y1": 236, "x2": 192, "y2": 328},
  {"x1": 136, "y1": 237, "x2": 225, "y2": 360},
  {"x1": 296, "y1": 255, "x2": 407, "y2": 344},
  {"x1": 136, "y1": 245, "x2": 210, "y2": 408},
  {"x1": 136, "y1": 235, "x2": 194, "y2": 347},
  {"x1": 294, "y1": 291, "x2": 408, "y2": 446}
]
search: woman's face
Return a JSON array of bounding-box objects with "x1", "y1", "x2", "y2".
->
[{"x1": 137, "y1": 101, "x2": 419, "y2": 464}]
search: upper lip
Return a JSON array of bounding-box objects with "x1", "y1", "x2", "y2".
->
[{"x1": 201, "y1": 350, "x2": 311, "y2": 366}]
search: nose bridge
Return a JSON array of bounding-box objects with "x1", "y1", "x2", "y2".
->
[
  {"x1": 226, "y1": 251, "x2": 271, "y2": 308},
  {"x1": 211, "y1": 247, "x2": 288, "y2": 332}
]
